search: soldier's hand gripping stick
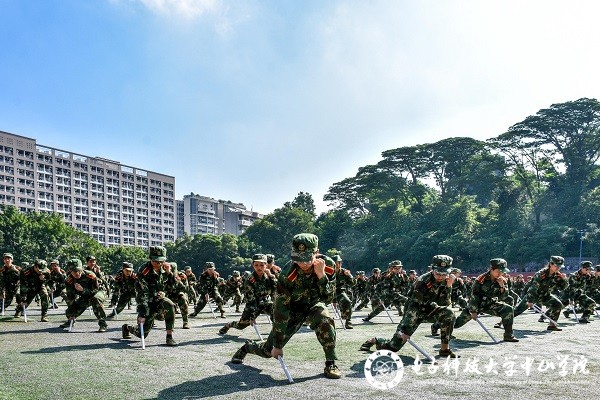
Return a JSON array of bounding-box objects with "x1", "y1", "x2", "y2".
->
[
  {"x1": 278, "y1": 355, "x2": 294, "y2": 383},
  {"x1": 475, "y1": 317, "x2": 499, "y2": 344}
]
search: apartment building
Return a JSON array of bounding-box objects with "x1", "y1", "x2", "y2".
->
[
  {"x1": 0, "y1": 130, "x2": 176, "y2": 247},
  {"x1": 177, "y1": 193, "x2": 264, "y2": 238}
]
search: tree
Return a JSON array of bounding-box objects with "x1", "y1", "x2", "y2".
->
[{"x1": 284, "y1": 192, "x2": 317, "y2": 218}]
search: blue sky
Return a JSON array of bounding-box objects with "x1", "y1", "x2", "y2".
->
[{"x1": 2, "y1": 1, "x2": 600, "y2": 214}]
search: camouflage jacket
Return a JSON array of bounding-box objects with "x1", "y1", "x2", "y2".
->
[
  {"x1": 512, "y1": 280, "x2": 525, "y2": 296},
  {"x1": 244, "y1": 271, "x2": 277, "y2": 314},
  {"x1": 164, "y1": 271, "x2": 187, "y2": 299},
  {"x1": 49, "y1": 269, "x2": 67, "y2": 290},
  {"x1": 113, "y1": 270, "x2": 138, "y2": 294},
  {"x1": 468, "y1": 271, "x2": 510, "y2": 313},
  {"x1": 1, "y1": 264, "x2": 20, "y2": 294},
  {"x1": 334, "y1": 268, "x2": 356, "y2": 296},
  {"x1": 19, "y1": 266, "x2": 51, "y2": 295},
  {"x1": 373, "y1": 271, "x2": 406, "y2": 302},
  {"x1": 196, "y1": 272, "x2": 220, "y2": 298},
  {"x1": 405, "y1": 271, "x2": 452, "y2": 314},
  {"x1": 272, "y1": 255, "x2": 335, "y2": 349},
  {"x1": 366, "y1": 274, "x2": 382, "y2": 297},
  {"x1": 566, "y1": 270, "x2": 592, "y2": 300},
  {"x1": 65, "y1": 270, "x2": 101, "y2": 300},
  {"x1": 525, "y1": 267, "x2": 569, "y2": 303},
  {"x1": 135, "y1": 261, "x2": 170, "y2": 318}
]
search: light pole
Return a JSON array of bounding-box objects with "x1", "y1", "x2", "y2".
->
[{"x1": 577, "y1": 230, "x2": 586, "y2": 266}]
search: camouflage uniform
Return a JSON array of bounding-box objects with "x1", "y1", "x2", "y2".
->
[
  {"x1": 355, "y1": 268, "x2": 381, "y2": 310},
  {"x1": 454, "y1": 259, "x2": 518, "y2": 341},
  {"x1": 163, "y1": 262, "x2": 190, "y2": 329},
  {"x1": 588, "y1": 267, "x2": 600, "y2": 304},
  {"x1": 49, "y1": 261, "x2": 67, "y2": 307},
  {"x1": 363, "y1": 261, "x2": 408, "y2": 321},
  {"x1": 15, "y1": 260, "x2": 51, "y2": 320},
  {"x1": 514, "y1": 256, "x2": 569, "y2": 331},
  {"x1": 223, "y1": 271, "x2": 244, "y2": 312},
  {"x1": 184, "y1": 267, "x2": 198, "y2": 304},
  {"x1": 332, "y1": 255, "x2": 356, "y2": 328},
  {"x1": 231, "y1": 234, "x2": 341, "y2": 379},
  {"x1": 362, "y1": 255, "x2": 459, "y2": 358},
  {"x1": 86, "y1": 256, "x2": 111, "y2": 300},
  {"x1": 1, "y1": 253, "x2": 21, "y2": 309},
  {"x1": 190, "y1": 262, "x2": 225, "y2": 317},
  {"x1": 107, "y1": 262, "x2": 137, "y2": 317},
  {"x1": 563, "y1": 262, "x2": 596, "y2": 323},
  {"x1": 121, "y1": 246, "x2": 177, "y2": 346},
  {"x1": 512, "y1": 275, "x2": 526, "y2": 298},
  {"x1": 450, "y1": 269, "x2": 468, "y2": 309},
  {"x1": 61, "y1": 259, "x2": 107, "y2": 331},
  {"x1": 220, "y1": 254, "x2": 277, "y2": 334}
]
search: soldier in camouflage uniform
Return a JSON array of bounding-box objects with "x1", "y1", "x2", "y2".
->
[
  {"x1": 588, "y1": 266, "x2": 600, "y2": 304},
  {"x1": 163, "y1": 262, "x2": 190, "y2": 329},
  {"x1": 230, "y1": 233, "x2": 342, "y2": 379},
  {"x1": 512, "y1": 274, "x2": 526, "y2": 298},
  {"x1": 353, "y1": 271, "x2": 368, "y2": 308},
  {"x1": 223, "y1": 271, "x2": 244, "y2": 312},
  {"x1": 454, "y1": 258, "x2": 519, "y2": 342},
  {"x1": 15, "y1": 259, "x2": 51, "y2": 321},
  {"x1": 360, "y1": 255, "x2": 460, "y2": 358},
  {"x1": 190, "y1": 262, "x2": 226, "y2": 318},
  {"x1": 450, "y1": 268, "x2": 468, "y2": 309},
  {"x1": 1, "y1": 253, "x2": 21, "y2": 309},
  {"x1": 219, "y1": 254, "x2": 277, "y2": 335},
  {"x1": 514, "y1": 256, "x2": 569, "y2": 331},
  {"x1": 562, "y1": 261, "x2": 596, "y2": 323},
  {"x1": 183, "y1": 266, "x2": 198, "y2": 305},
  {"x1": 355, "y1": 268, "x2": 382, "y2": 311},
  {"x1": 86, "y1": 256, "x2": 111, "y2": 300},
  {"x1": 266, "y1": 254, "x2": 282, "y2": 278},
  {"x1": 107, "y1": 262, "x2": 137, "y2": 318},
  {"x1": 121, "y1": 246, "x2": 177, "y2": 346},
  {"x1": 332, "y1": 255, "x2": 356, "y2": 329},
  {"x1": 49, "y1": 260, "x2": 67, "y2": 308},
  {"x1": 362, "y1": 260, "x2": 408, "y2": 321},
  {"x1": 58, "y1": 259, "x2": 108, "y2": 331}
]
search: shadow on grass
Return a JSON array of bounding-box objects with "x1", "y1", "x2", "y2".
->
[
  {"x1": 21, "y1": 338, "x2": 132, "y2": 354},
  {"x1": 154, "y1": 364, "x2": 322, "y2": 399}
]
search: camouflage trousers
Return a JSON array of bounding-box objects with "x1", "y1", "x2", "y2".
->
[
  {"x1": 227, "y1": 302, "x2": 273, "y2": 331},
  {"x1": 17, "y1": 286, "x2": 50, "y2": 315},
  {"x1": 66, "y1": 291, "x2": 107, "y2": 328},
  {"x1": 335, "y1": 291, "x2": 353, "y2": 321},
  {"x1": 1, "y1": 287, "x2": 19, "y2": 308},
  {"x1": 169, "y1": 292, "x2": 189, "y2": 323},
  {"x1": 454, "y1": 301, "x2": 515, "y2": 334},
  {"x1": 113, "y1": 290, "x2": 136, "y2": 315},
  {"x1": 223, "y1": 288, "x2": 242, "y2": 309},
  {"x1": 514, "y1": 293, "x2": 563, "y2": 321},
  {"x1": 193, "y1": 292, "x2": 225, "y2": 314},
  {"x1": 243, "y1": 302, "x2": 337, "y2": 361},
  {"x1": 375, "y1": 305, "x2": 455, "y2": 351},
  {"x1": 132, "y1": 297, "x2": 176, "y2": 337},
  {"x1": 567, "y1": 294, "x2": 597, "y2": 318}
]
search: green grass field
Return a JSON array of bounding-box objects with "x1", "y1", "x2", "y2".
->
[{"x1": 0, "y1": 302, "x2": 598, "y2": 400}]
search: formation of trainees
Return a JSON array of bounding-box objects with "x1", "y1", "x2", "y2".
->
[{"x1": 2, "y1": 235, "x2": 599, "y2": 380}]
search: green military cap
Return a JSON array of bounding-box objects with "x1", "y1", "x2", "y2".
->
[
  {"x1": 217, "y1": 277, "x2": 225, "y2": 283},
  {"x1": 489, "y1": 258, "x2": 509, "y2": 273},
  {"x1": 184, "y1": 266, "x2": 192, "y2": 271},
  {"x1": 431, "y1": 255, "x2": 453, "y2": 274},
  {"x1": 178, "y1": 270, "x2": 186, "y2": 277},
  {"x1": 67, "y1": 259, "x2": 84, "y2": 272},
  {"x1": 122, "y1": 262, "x2": 134, "y2": 271},
  {"x1": 356, "y1": 271, "x2": 365, "y2": 275},
  {"x1": 580, "y1": 261, "x2": 593, "y2": 269},
  {"x1": 372, "y1": 268, "x2": 381, "y2": 273},
  {"x1": 332, "y1": 255, "x2": 342, "y2": 262},
  {"x1": 232, "y1": 270, "x2": 241, "y2": 277},
  {"x1": 252, "y1": 254, "x2": 268, "y2": 263},
  {"x1": 3, "y1": 253, "x2": 13, "y2": 259},
  {"x1": 408, "y1": 269, "x2": 416, "y2": 274},
  {"x1": 389, "y1": 260, "x2": 403, "y2": 267},
  {"x1": 266, "y1": 254, "x2": 275, "y2": 263},
  {"x1": 204, "y1": 261, "x2": 215, "y2": 269},
  {"x1": 35, "y1": 259, "x2": 49, "y2": 271},
  {"x1": 50, "y1": 259, "x2": 59, "y2": 265},
  {"x1": 291, "y1": 233, "x2": 318, "y2": 262},
  {"x1": 86, "y1": 255, "x2": 96, "y2": 261},
  {"x1": 549, "y1": 255, "x2": 564, "y2": 267},
  {"x1": 149, "y1": 246, "x2": 167, "y2": 262},
  {"x1": 22, "y1": 262, "x2": 30, "y2": 268}
]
